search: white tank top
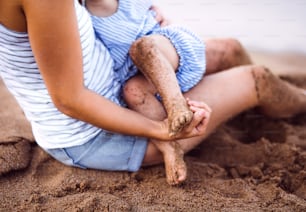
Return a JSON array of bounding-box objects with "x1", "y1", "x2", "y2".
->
[{"x1": 0, "y1": 0, "x2": 119, "y2": 149}]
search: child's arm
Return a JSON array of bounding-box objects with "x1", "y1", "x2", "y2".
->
[{"x1": 150, "y1": 5, "x2": 170, "y2": 27}]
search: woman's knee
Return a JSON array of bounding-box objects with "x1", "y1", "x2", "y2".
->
[
  {"x1": 205, "y1": 38, "x2": 251, "y2": 73},
  {"x1": 223, "y1": 38, "x2": 251, "y2": 65},
  {"x1": 249, "y1": 65, "x2": 272, "y2": 81},
  {"x1": 224, "y1": 38, "x2": 243, "y2": 54}
]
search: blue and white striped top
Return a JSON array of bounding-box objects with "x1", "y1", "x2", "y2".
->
[
  {"x1": 89, "y1": 0, "x2": 206, "y2": 92},
  {"x1": 91, "y1": 0, "x2": 159, "y2": 80},
  {"x1": 0, "y1": 0, "x2": 119, "y2": 149}
]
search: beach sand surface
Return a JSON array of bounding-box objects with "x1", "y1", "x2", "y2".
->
[{"x1": 0, "y1": 51, "x2": 306, "y2": 211}]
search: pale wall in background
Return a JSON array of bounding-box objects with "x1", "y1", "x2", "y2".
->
[{"x1": 154, "y1": 0, "x2": 306, "y2": 53}]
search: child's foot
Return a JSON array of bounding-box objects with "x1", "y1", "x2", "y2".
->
[
  {"x1": 163, "y1": 142, "x2": 187, "y2": 185},
  {"x1": 168, "y1": 101, "x2": 193, "y2": 137},
  {"x1": 252, "y1": 68, "x2": 306, "y2": 118}
]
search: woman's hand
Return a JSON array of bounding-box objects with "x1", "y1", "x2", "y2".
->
[
  {"x1": 150, "y1": 5, "x2": 170, "y2": 27},
  {"x1": 161, "y1": 99, "x2": 212, "y2": 141},
  {"x1": 185, "y1": 99, "x2": 212, "y2": 135}
]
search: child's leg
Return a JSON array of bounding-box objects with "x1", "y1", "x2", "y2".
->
[
  {"x1": 123, "y1": 75, "x2": 187, "y2": 185},
  {"x1": 129, "y1": 35, "x2": 193, "y2": 137}
]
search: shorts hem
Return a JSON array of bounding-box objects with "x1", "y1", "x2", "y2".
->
[{"x1": 127, "y1": 137, "x2": 148, "y2": 172}]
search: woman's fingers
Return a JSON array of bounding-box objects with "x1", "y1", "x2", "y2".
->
[
  {"x1": 187, "y1": 99, "x2": 212, "y2": 113},
  {"x1": 188, "y1": 109, "x2": 206, "y2": 135},
  {"x1": 183, "y1": 100, "x2": 212, "y2": 136},
  {"x1": 194, "y1": 108, "x2": 210, "y2": 134},
  {"x1": 174, "y1": 107, "x2": 208, "y2": 138},
  {"x1": 163, "y1": 99, "x2": 212, "y2": 140}
]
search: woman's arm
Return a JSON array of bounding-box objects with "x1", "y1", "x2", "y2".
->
[
  {"x1": 22, "y1": 0, "x2": 207, "y2": 141},
  {"x1": 22, "y1": 0, "x2": 169, "y2": 140}
]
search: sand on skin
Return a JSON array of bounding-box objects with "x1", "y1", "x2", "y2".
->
[{"x1": 0, "y1": 51, "x2": 306, "y2": 211}]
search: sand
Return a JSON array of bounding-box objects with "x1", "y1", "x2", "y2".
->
[{"x1": 0, "y1": 51, "x2": 306, "y2": 211}]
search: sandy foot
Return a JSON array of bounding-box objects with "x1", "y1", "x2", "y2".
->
[
  {"x1": 153, "y1": 140, "x2": 188, "y2": 185},
  {"x1": 168, "y1": 102, "x2": 193, "y2": 137},
  {"x1": 161, "y1": 141, "x2": 187, "y2": 185}
]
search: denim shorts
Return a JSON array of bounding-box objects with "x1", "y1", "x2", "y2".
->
[{"x1": 44, "y1": 130, "x2": 148, "y2": 172}]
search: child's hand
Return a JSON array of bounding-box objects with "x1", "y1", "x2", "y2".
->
[{"x1": 150, "y1": 5, "x2": 171, "y2": 27}]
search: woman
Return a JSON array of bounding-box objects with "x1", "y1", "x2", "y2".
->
[{"x1": 0, "y1": 0, "x2": 305, "y2": 186}]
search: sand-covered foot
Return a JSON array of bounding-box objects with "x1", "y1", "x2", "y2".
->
[
  {"x1": 168, "y1": 102, "x2": 193, "y2": 137},
  {"x1": 252, "y1": 68, "x2": 306, "y2": 118},
  {"x1": 163, "y1": 142, "x2": 187, "y2": 185}
]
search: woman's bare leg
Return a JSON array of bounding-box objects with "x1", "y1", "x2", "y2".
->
[{"x1": 124, "y1": 65, "x2": 306, "y2": 169}]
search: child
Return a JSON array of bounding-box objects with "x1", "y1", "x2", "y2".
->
[{"x1": 82, "y1": 0, "x2": 206, "y2": 185}]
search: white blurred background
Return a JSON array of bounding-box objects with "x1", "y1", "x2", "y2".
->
[{"x1": 154, "y1": 0, "x2": 306, "y2": 53}]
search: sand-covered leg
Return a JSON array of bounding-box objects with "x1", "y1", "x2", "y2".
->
[
  {"x1": 167, "y1": 99, "x2": 193, "y2": 137},
  {"x1": 123, "y1": 75, "x2": 188, "y2": 185},
  {"x1": 252, "y1": 67, "x2": 306, "y2": 118},
  {"x1": 153, "y1": 141, "x2": 187, "y2": 185},
  {"x1": 129, "y1": 35, "x2": 193, "y2": 137}
]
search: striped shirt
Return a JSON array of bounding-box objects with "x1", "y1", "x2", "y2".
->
[
  {"x1": 88, "y1": 0, "x2": 206, "y2": 92},
  {"x1": 91, "y1": 0, "x2": 159, "y2": 81},
  {"x1": 0, "y1": 0, "x2": 119, "y2": 149}
]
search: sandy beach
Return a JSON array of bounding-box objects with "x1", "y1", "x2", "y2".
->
[
  {"x1": 1, "y1": 1, "x2": 306, "y2": 210},
  {"x1": 0, "y1": 51, "x2": 306, "y2": 211}
]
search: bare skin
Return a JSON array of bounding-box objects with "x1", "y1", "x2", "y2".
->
[
  {"x1": 85, "y1": 0, "x2": 254, "y2": 186},
  {"x1": 1, "y1": 0, "x2": 205, "y2": 185},
  {"x1": 126, "y1": 64, "x2": 306, "y2": 170},
  {"x1": 1, "y1": 0, "x2": 208, "y2": 187},
  {"x1": 124, "y1": 40, "x2": 306, "y2": 185},
  {"x1": 129, "y1": 35, "x2": 193, "y2": 137},
  {"x1": 3, "y1": 0, "x2": 305, "y2": 185},
  {"x1": 125, "y1": 38, "x2": 253, "y2": 185},
  {"x1": 85, "y1": 0, "x2": 194, "y2": 136},
  {"x1": 85, "y1": 0, "x2": 195, "y2": 185}
]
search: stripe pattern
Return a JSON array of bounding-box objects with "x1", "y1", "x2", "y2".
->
[
  {"x1": 0, "y1": 0, "x2": 118, "y2": 149},
  {"x1": 91, "y1": 0, "x2": 159, "y2": 82},
  {"x1": 90, "y1": 0, "x2": 206, "y2": 90}
]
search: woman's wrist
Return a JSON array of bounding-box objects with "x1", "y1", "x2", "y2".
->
[{"x1": 147, "y1": 119, "x2": 170, "y2": 141}]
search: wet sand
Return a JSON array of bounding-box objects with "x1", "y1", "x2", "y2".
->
[{"x1": 0, "y1": 51, "x2": 306, "y2": 211}]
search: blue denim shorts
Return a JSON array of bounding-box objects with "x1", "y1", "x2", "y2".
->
[{"x1": 44, "y1": 130, "x2": 148, "y2": 172}]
